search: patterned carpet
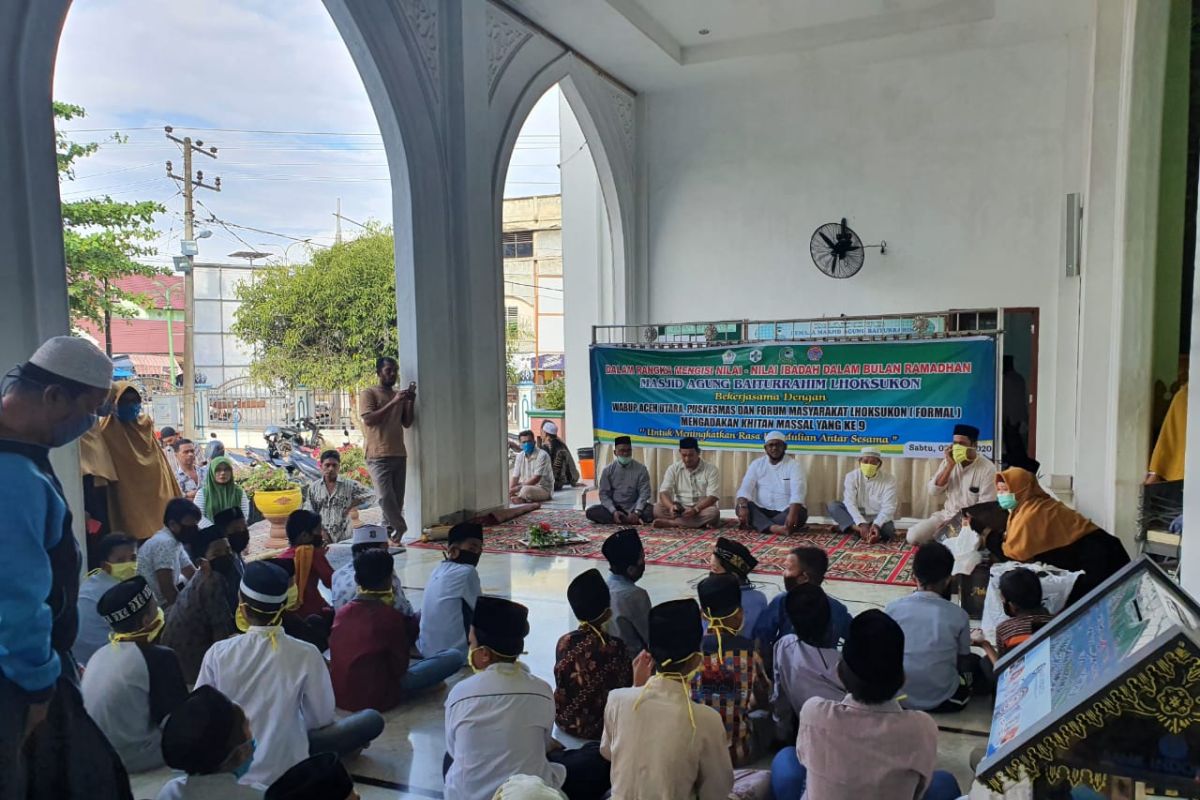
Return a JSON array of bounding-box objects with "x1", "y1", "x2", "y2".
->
[{"x1": 411, "y1": 508, "x2": 916, "y2": 586}]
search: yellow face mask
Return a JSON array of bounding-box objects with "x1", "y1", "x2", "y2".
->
[
  {"x1": 357, "y1": 587, "x2": 395, "y2": 607},
  {"x1": 285, "y1": 584, "x2": 300, "y2": 612},
  {"x1": 106, "y1": 562, "x2": 138, "y2": 582},
  {"x1": 860, "y1": 463, "x2": 879, "y2": 479},
  {"x1": 951, "y1": 444, "x2": 971, "y2": 464},
  {"x1": 110, "y1": 607, "x2": 165, "y2": 645}
]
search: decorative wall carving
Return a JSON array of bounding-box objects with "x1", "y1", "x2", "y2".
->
[
  {"x1": 487, "y1": 5, "x2": 532, "y2": 98},
  {"x1": 397, "y1": 0, "x2": 440, "y2": 106}
]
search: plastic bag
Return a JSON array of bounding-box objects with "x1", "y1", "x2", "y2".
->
[{"x1": 944, "y1": 527, "x2": 983, "y2": 576}]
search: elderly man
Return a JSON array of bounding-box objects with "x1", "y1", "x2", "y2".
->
[
  {"x1": 653, "y1": 437, "x2": 721, "y2": 529},
  {"x1": 827, "y1": 446, "x2": 899, "y2": 544},
  {"x1": 736, "y1": 431, "x2": 807, "y2": 535},
  {"x1": 907, "y1": 424, "x2": 997, "y2": 545},
  {"x1": 586, "y1": 435, "x2": 652, "y2": 525},
  {"x1": 510, "y1": 429, "x2": 554, "y2": 504}
]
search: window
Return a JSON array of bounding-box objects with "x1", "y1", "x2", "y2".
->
[
  {"x1": 505, "y1": 305, "x2": 520, "y2": 328},
  {"x1": 502, "y1": 230, "x2": 534, "y2": 258}
]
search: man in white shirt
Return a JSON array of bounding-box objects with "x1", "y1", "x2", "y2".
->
[
  {"x1": 735, "y1": 431, "x2": 807, "y2": 534},
  {"x1": 329, "y1": 524, "x2": 413, "y2": 614},
  {"x1": 156, "y1": 686, "x2": 262, "y2": 800},
  {"x1": 654, "y1": 437, "x2": 722, "y2": 529},
  {"x1": 828, "y1": 446, "x2": 899, "y2": 543},
  {"x1": 510, "y1": 429, "x2": 554, "y2": 503},
  {"x1": 907, "y1": 423, "x2": 998, "y2": 545},
  {"x1": 137, "y1": 498, "x2": 201, "y2": 608},
  {"x1": 196, "y1": 561, "x2": 384, "y2": 787},
  {"x1": 417, "y1": 523, "x2": 482, "y2": 658}
]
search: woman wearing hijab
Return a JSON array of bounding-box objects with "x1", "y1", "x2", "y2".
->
[
  {"x1": 995, "y1": 467, "x2": 1129, "y2": 603},
  {"x1": 194, "y1": 456, "x2": 250, "y2": 527},
  {"x1": 86, "y1": 382, "x2": 182, "y2": 541}
]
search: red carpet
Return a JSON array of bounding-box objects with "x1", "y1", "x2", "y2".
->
[{"x1": 411, "y1": 508, "x2": 916, "y2": 586}]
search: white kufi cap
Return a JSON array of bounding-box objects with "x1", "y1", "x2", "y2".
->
[
  {"x1": 542, "y1": 421, "x2": 558, "y2": 436},
  {"x1": 351, "y1": 524, "x2": 388, "y2": 546},
  {"x1": 764, "y1": 431, "x2": 787, "y2": 444},
  {"x1": 860, "y1": 446, "x2": 882, "y2": 458},
  {"x1": 27, "y1": 336, "x2": 112, "y2": 390}
]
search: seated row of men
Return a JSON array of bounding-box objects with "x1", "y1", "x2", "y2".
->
[{"x1": 582, "y1": 423, "x2": 994, "y2": 544}]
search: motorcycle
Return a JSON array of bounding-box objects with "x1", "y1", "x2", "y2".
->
[{"x1": 275, "y1": 417, "x2": 325, "y2": 456}]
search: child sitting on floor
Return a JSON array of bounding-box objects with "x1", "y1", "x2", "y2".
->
[
  {"x1": 973, "y1": 566, "x2": 1054, "y2": 678},
  {"x1": 770, "y1": 583, "x2": 844, "y2": 743}
]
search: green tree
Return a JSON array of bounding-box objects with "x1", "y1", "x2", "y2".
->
[
  {"x1": 233, "y1": 226, "x2": 397, "y2": 389},
  {"x1": 56, "y1": 102, "x2": 166, "y2": 324}
]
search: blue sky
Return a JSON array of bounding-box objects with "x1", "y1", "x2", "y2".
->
[{"x1": 54, "y1": 0, "x2": 562, "y2": 267}]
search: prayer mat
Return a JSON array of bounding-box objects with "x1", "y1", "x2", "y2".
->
[{"x1": 407, "y1": 508, "x2": 916, "y2": 586}]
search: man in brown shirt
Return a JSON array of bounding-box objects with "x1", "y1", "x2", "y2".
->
[{"x1": 359, "y1": 356, "x2": 415, "y2": 540}]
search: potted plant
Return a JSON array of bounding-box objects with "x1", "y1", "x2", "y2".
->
[{"x1": 240, "y1": 465, "x2": 302, "y2": 547}]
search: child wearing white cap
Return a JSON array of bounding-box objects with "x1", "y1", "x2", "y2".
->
[
  {"x1": 827, "y1": 446, "x2": 899, "y2": 543},
  {"x1": 329, "y1": 524, "x2": 413, "y2": 614}
]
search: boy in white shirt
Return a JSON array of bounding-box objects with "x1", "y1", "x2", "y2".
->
[{"x1": 827, "y1": 446, "x2": 899, "y2": 544}]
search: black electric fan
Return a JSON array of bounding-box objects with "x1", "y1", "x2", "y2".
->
[{"x1": 809, "y1": 218, "x2": 884, "y2": 279}]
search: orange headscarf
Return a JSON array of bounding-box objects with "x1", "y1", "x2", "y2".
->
[
  {"x1": 1000, "y1": 467, "x2": 1096, "y2": 562},
  {"x1": 92, "y1": 380, "x2": 182, "y2": 539}
]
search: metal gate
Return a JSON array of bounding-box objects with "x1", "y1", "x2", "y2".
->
[{"x1": 203, "y1": 377, "x2": 291, "y2": 430}]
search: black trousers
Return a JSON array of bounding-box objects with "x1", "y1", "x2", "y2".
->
[{"x1": 585, "y1": 505, "x2": 653, "y2": 525}]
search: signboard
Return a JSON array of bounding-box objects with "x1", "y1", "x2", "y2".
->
[
  {"x1": 589, "y1": 337, "x2": 997, "y2": 457},
  {"x1": 150, "y1": 395, "x2": 181, "y2": 427},
  {"x1": 978, "y1": 558, "x2": 1200, "y2": 795},
  {"x1": 749, "y1": 316, "x2": 946, "y2": 340}
]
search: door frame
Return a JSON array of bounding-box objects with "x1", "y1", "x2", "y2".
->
[{"x1": 1002, "y1": 307, "x2": 1040, "y2": 460}]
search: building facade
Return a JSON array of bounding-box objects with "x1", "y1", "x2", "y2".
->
[{"x1": 502, "y1": 194, "x2": 563, "y2": 375}]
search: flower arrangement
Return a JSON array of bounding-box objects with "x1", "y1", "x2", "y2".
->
[
  {"x1": 236, "y1": 464, "x2": 293, "y2": 496},
  {"x1": 337, "y1": 445, "x2": 373, "y2": 488},
  {"x1": 527, "y1": 521, "x2": 564, "y2": 547}
]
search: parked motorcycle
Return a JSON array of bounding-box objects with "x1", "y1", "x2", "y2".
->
[{"x1": 274, "y1": 417, "x2": 325, "y2": 456}]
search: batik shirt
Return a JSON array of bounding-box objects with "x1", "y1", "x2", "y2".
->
[
  {"x1": 304, "y1": 477, "x2": 374, "y2": 544},
  {"x1": 553, "y1": 624, "x2": 632, "y2": 740},
  {"x1": 691, "y1": 631, "x2": 770, "y2": 767}
]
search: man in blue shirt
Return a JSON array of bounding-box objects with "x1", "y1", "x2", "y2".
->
[
  {"x1": 602, "y1": 528, "x2": 651, "y2": 653},
  {"x1": 417, "y1": 522, "x2": 483, "y2": 659},
  {"x1": 0, "y1": 335, "x2": 131, "y2": 798},
  {"x1": 753, "y1": 545, "x2": 851, "y2": 676}
]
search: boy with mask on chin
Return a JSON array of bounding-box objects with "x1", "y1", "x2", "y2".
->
[
  {"x1": 417, "y1": 522, "x2": 483, "y2": 659},
  {"x1": 160, "y1": 526, "x2": 240, "y2": 684},
  {"x1": 137, "y1": 498, "x2": 201, "y2": 609},
  {"x1": 602, "y1": 528, "x2": 650, "y2": 653}
]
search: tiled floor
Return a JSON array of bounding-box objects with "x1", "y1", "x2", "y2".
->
[{"x1": 130, "y1": 510, "x2": 993, "y2": 799}]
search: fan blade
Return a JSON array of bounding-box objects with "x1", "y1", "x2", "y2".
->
[
  {"x1": 819, "y1": 232, "x2": 836, "y2": 249},
  {"x1": 843, "y1": 244, "x2": 860, "y2": 253}
]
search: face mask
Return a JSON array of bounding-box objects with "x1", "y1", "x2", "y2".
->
[
  {"x1": 521, "y1": 442, "x2": 536, "y2": 455},
  {"x1": 627, "y1": 562, "x2": 646, "y2": 583},
  {"x1": 616, "y1": 455, "x2": 632, "y2": 466},
  {"x1": 50, "y1": 412, "x2": 98, "y2": 447},
  {"x1": 227, "y1": 531, "x2": 250, "y2": 553},
  {"x1": 115, "y1": 403, "x2": 142, "y2": 423},
  {"x1": 232, "y1": 739, "x2": 256, "y2": 780},
  {"x1": 236, "y1": 603, "x2": 284, "y2": 633},
  {"x1": 113, "y1": 607, "x2": 165, "y2": 644},
  {"x1": 107, "y1": 561, "x2": 138, "y2": 582},
  {"x1": 860, "y1": 463, "x2": 879, "y2": 479},
  {"x1": 209, "y1": 555, "x2": 235, "y2": 576},
  {"x1": 467, "y1": 646, "x2": 484, "y2": 674},
  {"x1": 951, "y1": 444, "x2": 971, "y2": 464},
  {"x1": 997, "y1": 491, "x2": 1018, "y2": 511},
  {"x1": 783, "y1": 575, "x2": 800, "y2": 592},
  {"x1": 455, "y1": 550, "x2": 481, "y2": 567}
]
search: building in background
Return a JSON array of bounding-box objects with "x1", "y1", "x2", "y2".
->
[
  {"x1": 503, "y1": 194, "x2": 563, "y2": 382},
  {"x1": 192, "y1": 262, "x2": 256, "y2": 388},
  {"x1": 75, "y1": 274, "x2": 184, "y2": 381}
]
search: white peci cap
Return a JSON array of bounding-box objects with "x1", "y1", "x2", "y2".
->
[
  {"x1": 542, "y1": 421, "x2": 558, "y2": 436},
  {"x1": 27, "y1": 336, "x2": 112, "y2": 390},
  {"x1": 764, "y1": 431, "x2": 787, "y2": 444},
  {"x1": 351, "y1": 524, "x2": 389, "y2": 546},
  {"x1": 860, "y1": 446, "x2": 882, "y2": 458}
]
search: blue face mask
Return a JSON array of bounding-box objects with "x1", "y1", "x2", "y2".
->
[
  {"x1": 232, "y1": 739, "x2": 256, "y2": 779},
  {"x1": 115, "y1": 403, "x2": 141, "y2": 423},
  {"x1": 521, "y1": 442, "x2": 536, "y2": 455},
  {"x1": 49, "y1": 412, "x2": 98, "y2": 447}
]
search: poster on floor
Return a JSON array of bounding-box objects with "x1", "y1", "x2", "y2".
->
[{"x1": 589, "y1": 337, "x2": 997, "y2": 457}]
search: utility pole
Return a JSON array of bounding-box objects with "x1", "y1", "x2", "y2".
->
[
  {"x1": 102, "y1": 278, "x2": 113, "y2": 357},
  {"x1": 166, "y1": 126, "x2": 220, "y2": 438},
  {"x1": 335, "y1": 197, "x2": 343, "y2": 245}
]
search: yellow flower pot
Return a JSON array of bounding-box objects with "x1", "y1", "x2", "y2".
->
[{"x1": 253, "y1": 487, "x2": 303, "y2": 548}]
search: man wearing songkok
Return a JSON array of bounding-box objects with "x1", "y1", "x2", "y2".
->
[
  {"x1": 417, "y1": 522, "x2": 483, "y2": 658},
  {"x1": 445, "y1": 596, "x2": 568, "y2": 800},
  {"x1": 265, "y1": 752, "x2": 357, "y2": 800},
  {"x1": 586, "y1": 435, "x2": 653, "y2": 525},
  {"x1": 75, "y1": 532, "x2": 137, "y2": 665},
  {"x1": 214, "y1": 506, "x2": 250, "y2": 612},
  {"x1": 554, "y1": 568, "x2": 633, "y2": 739},
  {"x1": 770, "y1": 584, "x2": 844, "y2": 743},
  {"x1": 0, "y1": 335, "x2": 131, "y2": 799},
  {"x1": 331, "y1": 549, "x2": 459, "y2": 712},
  {"x1": 197, "y1": 561, "x2": 385, "y2": 786},
  {"x1": 137, "y1": 497, "x2": 201, "y2": 608},
  {"x1": 155, "y1": 685, "x2": 262, "y2": 799},
  {"x1": 752, "y1": 547, "x2": 852, "y2": 675},
  {"x1": 601, "y1": 599, "x2": 733, "y2": 800},
  {"x1": 654, "y1": 436, "x2": 722, "y2": 529},
  {"x1": 770, "y1": 610, "x2": 962, "y2": 800},
  {"x1": 82, "y1": 576, "x2": 188, "y2": 773},
  {"x1": 602, "y1": 528, "x2": 651, "y2": 652},
  {"x1": 827, "y1": 446, "x2": 899, "y2": 544},
  {"x1": 330, "y1": 524, "x2": 414, "y2": 615},
  {"x1": 710, "y1": 536, "x2": 768, "y2": 633},
  {"x1": 692, "y1": 575, "x2": 770, "y2": 767},
  {"x1": 907, "y1": 423, "x2": 997, "y2": 545},
  {"x1": 736, "y1": 431, "x2": 808, "y2": 534},
  {"x1": 160, "y1": 525, "x2": 239, "y2": 684},
  {"x1": 277, "y1": 509, "x2": 334, "y2": 619}
]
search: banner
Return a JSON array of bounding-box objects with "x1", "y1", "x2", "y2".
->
[{"x1": 590, "y1": 337, "x2": 997, "y2": 457}]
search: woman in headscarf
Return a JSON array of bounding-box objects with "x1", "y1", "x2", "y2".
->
[
  {"x1": 995, "y1": 467, "x2": 1129, "y2": 603},
  {"x1": 193, "y1": 455, "x2": 250, "y2": 526},
  {"x1": 84, "y1": 381, "x2": 181, "y2": 541}
]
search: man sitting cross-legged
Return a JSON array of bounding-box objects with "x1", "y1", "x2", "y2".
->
[
  {"x1": 155, "y1": 685, "x2": 262, "y2": 800},
  {"x1": 735, "y1": 431, "x2": 808, "y2": 535},
  {"x1": 770, "y1": 584, "x2": 844, "y2": 744},
  {"x1": 585, "y1": 435, "x2": 653, "y2": 525},
  {"x1": 197, "y1": 561, "x2": 384, "y2": 787},
  {"x1": 770, "y1": 610, "x2": 962, "y2": 800},
  {"x1": 330, "y1": 549, "x2": 459, "y2": 712},
  {"x1": 653, "y1": 436, "x2": 721, "y2": 529},
  {"x1": 511, "y1": 428, "x2": 554, "y2": 504},
  {"x1": 602, "y1": 528, "x2": 651, "y2": 653},
  {"x1": 81, "y1": 576, "x2": 188, "y2": 774},
  {"x1": 554, "y1": 568, "x2": 633, "y2": 740},
  {"x1": 330, "y1": 524, "x2": 414, "y2": 616},
  {"x1": 827, "y1": 446, "x2": 898, "y2": 544},
  {"x1": 417, "y1": 522, "x2": 482, "y2": 660}
]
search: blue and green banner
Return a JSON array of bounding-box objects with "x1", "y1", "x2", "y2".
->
[{"x1": 590, "y1": 337, "x2": 997, "y2": 457}]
